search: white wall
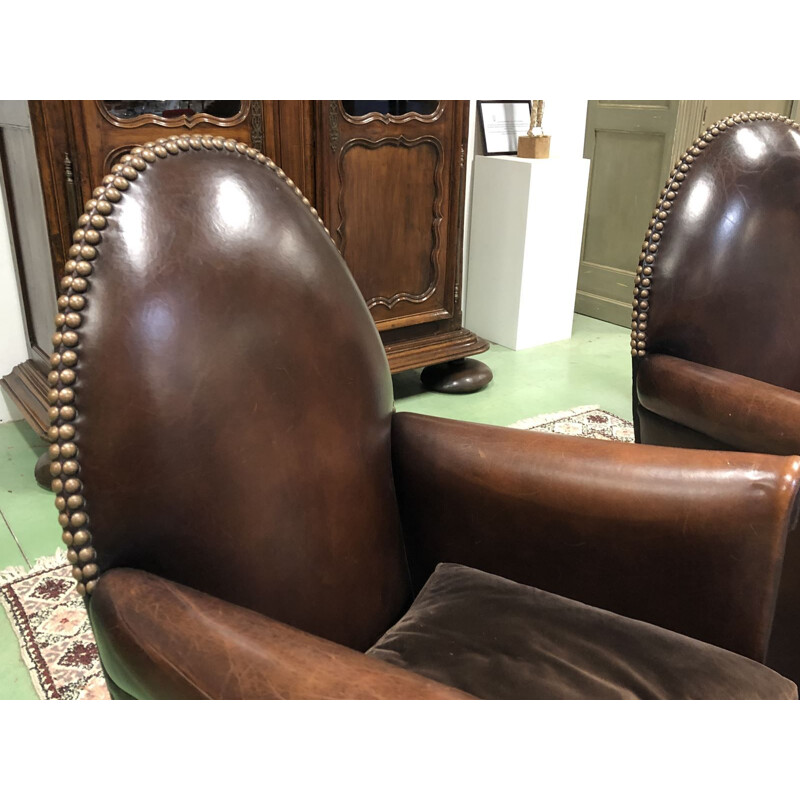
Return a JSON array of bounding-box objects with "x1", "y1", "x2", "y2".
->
[
  {"x1": 541, "y1": 98, "x2": 589, "y2": 160},
  {"x1": 0, "y1": 102, "x2": 41, "y2": 422},
  {"x1": 0, "y1": 161, "x2": 30, "y2": 422}
]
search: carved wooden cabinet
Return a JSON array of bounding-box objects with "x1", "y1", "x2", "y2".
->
[{"x1": 3, "y1": 100, "x2": 489, "y2": 462}]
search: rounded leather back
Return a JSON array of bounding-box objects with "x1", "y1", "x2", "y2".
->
[
  {"x1": 52, "y1": 142, "x2": 411, "y2": 650},
  {"x1": 637, "y1": 114, "x2": 800, "y2": 390}
]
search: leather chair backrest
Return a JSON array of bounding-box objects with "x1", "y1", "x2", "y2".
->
[
  {"x1": 633, "y1": 113, "x2": 800, "y2": 390},
  {"x1": 49, "y1": 139, "x2": 412, "y2": 651}
]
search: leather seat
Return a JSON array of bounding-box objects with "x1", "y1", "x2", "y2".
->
[
  {"x1": 47, "y1": 133, "x2": 800, "y2": 699},
  {"x1": 630, "y1": 111, "x2": 800, "y2": 684},
  {"x1": 368, "y1": 564, "x2": 796, "y2": 700}
]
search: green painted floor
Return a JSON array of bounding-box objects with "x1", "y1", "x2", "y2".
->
[{"x1": 0, "y1": 313, "x2": 630, "y2": 699}]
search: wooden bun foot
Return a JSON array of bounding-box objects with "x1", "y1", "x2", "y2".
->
[
  {"x1": 34, "y1": 450, "x2": 53, "y2": 489},
  {"x1": 420, "y1": 358, "x2": 493, "y2": 394}
]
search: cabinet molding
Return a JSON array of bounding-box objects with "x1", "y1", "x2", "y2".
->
[
  {"x1": 337, "y1": 135, "x2": 444, "y2": 311},
  {"x1": 95, "y1": 100, "x2": 251, "y2": 130}
]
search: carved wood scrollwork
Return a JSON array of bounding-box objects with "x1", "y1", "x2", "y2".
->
[
  {"x1": 329, "y1": 101, "x2": 341, "y2": 152},
  {"x1": 249, "y1": 101, "x2": 264, "y2": 152},
  {"x1": 63, "y1": 153, "x2": 79, "y2": 230},
  {"x1": 95, "y1": 100, "x2": 251, "y2": 129},
  {"x1": 339, "y1": 101, "x2": 446, "y2": 125},
  {"x1": 336, "y1": 135, "x2": 444, "y2": 310}
]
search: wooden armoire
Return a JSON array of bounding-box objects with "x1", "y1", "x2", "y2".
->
[{"x1": 2, "y1": 100, "x2": 491, "y2": 455}]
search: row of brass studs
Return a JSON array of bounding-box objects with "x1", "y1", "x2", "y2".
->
[
  {"x1": 49, "y1": 135, "x2": 334, "y2": 596},
  {"x1": 631, "y1": 111, "x2": 800, "y2": 357}
]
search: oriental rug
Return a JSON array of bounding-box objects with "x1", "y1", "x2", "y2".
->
[
  {"x1": 0, "y1": 551, "x2": 110, "y2": 700},
  {"x1": 509, "y1": 404, "x2": 635, "y2": 442},
  {"x1": 1, "y1": 405, "x2": 633, "y2": 700}
]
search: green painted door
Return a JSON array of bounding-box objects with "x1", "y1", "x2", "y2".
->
[{"x1": 576, "y1": 101, "x2": 679, "y2": 327}]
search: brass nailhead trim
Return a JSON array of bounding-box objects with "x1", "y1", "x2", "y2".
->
[
  {"x1": 49, "y1": 134, "x2": 333, "y2": 596},
  {"x1": 631, "y1": 111, "x2": 793, "y2": 357}
]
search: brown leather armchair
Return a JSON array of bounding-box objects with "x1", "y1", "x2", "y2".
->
[
  {"x1": 631, "y1": 111, "x2": 800, "y2": 684},
  {"x1": 48, "y1": 134, "x2": 800, "y2": 699}
]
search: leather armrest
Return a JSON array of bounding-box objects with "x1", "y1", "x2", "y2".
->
[
  {"x1": 391, "y1": 411, "x2": 800, "y2": 662},
  {"x1": 89, "y1": 568, "x2": 473, "y2": 700},
  {"x1": 636, "y1": 354, "x2": 800, "y2": 454}
]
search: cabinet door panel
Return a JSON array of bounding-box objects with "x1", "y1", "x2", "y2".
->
[
  {"x1": 318, "y1": 101, "x2": 465, "y2": 334},
  {"x1": 339, "y1": 136, "x2": 445, "y2": 322}
]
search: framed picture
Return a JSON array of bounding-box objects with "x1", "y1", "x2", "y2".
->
[{"x1": 477, "y1": 101, "x2": 532, "y2": 155}]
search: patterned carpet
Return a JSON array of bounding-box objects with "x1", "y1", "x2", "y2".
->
[
  {"x1": 508, "y1": 404, "x2": 634, "y2": 442},
  {"x1": 0, "y1": 552, "x2": 110, "y2": 699},
  {"x1": 0, "y1": 405, "x2": 633, "y2": 700}
]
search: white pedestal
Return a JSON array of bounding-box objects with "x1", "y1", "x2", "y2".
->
[{"x1": 465, "y1": 155, "x2": 590, "y2": 351}]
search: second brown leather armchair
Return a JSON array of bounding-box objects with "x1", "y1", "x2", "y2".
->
[
  {"x1": 48, "y1": 134, "x2": 799, "y2": 699},
  {"x1": 631, "y1": 111, "x2": 800, "y2": 683}
]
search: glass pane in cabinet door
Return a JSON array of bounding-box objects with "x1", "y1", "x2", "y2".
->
[
  {"x1": 341, "y1": 101, "x2": 439, "y2": 117},
  {"x1": 102, "y1": 101, "x2": 243, "y2": 121}
]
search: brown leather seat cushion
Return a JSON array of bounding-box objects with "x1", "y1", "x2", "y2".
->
[{"x1": 367, "y1": 563, "x2": 797, "y2": 699}]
